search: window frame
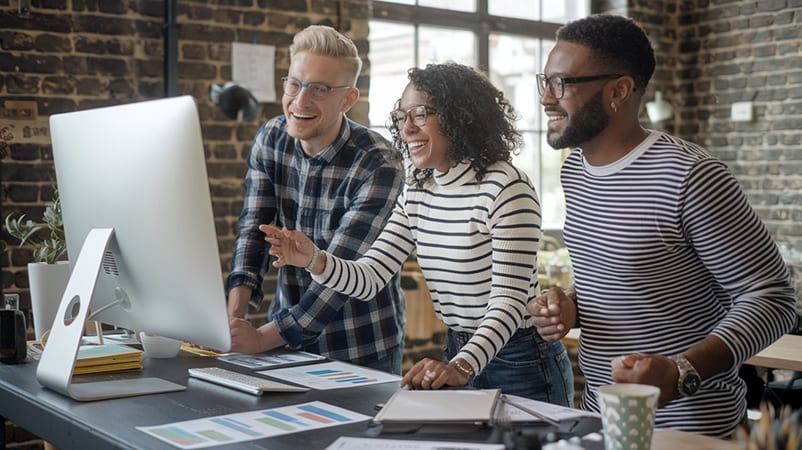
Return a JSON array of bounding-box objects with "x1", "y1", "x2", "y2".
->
[
  {"x1": 371, "y1": 2, "x2": 561, "y2": 73},
  {"x1": 369, "y1": 1, "x2": 587, "y2": 230}
]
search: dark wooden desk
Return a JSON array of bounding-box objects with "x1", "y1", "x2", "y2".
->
[
  {"x1": 3, "y1": 350, "x2": 602, "y2": 449},
  {"x1": 1, "y1": 349, "x2": 741, "y2": 450},
  {"x1": 0, "y1": 350, "x2": 403, "y2": 450}
]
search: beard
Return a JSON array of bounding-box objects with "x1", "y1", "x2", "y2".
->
[{"x1": 547, "y1": 90, "x2": 609, "y2": 150}]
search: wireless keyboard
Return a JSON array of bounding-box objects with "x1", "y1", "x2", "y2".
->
[{"x1": 188, "y1": 367, "x2": 310, "y2": 395}]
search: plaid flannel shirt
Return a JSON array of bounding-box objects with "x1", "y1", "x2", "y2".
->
[{"x1": 227, "y1": 115, "x2": 405, "y2": 366}]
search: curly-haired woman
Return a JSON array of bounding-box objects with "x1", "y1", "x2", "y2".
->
[{"x1": 261, "y1": 62, "x2": 574, "y2": 404}]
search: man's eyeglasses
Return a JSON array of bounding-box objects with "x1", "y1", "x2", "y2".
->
[
  {"x1": 536, "y1": 73, "x2": 623, "y2": 99},
  {"x1": 389, "y1": 105, "x2": 437, "y2": 129},
  {"x1": 281, "y1": 77, "x2": 351, "y2": 100}
]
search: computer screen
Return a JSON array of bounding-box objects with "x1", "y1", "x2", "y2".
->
[{"x1": 36, "y1": 96, "x2": 232, "y2": 401}]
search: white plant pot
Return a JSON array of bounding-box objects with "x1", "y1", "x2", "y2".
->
[{"x1": 28, "y1": 261, "x2": 70, "y2": 340}]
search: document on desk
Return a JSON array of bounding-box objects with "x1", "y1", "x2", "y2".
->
[
  {"x1": 82, "y1": 332, "x2": 140, "y2": 345},
  {"x1": 326, "y1": 436, "x2": 505, "y2": 450},
  {"x1": 219, "y1": 349, "x2": 325, "y2": 370},
  {"x1": 261, "y1": 361, "x2": 401, "y2": 390},
  {"x1": 138, "y1": 401, "x2": 370, "y2": 449}
]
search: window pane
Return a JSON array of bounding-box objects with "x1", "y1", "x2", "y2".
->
[
  {"x1": 542, "y1": 0, "x2": 589, "y2": 23},
  {"x1": 419, "y1": 26, "x2": 476, "y2": 66},
  {"x1": 540, "y1": 141, "x2": 567, "y2": 230},
  {"x1": 489, "y1": 34, "x2": 564, "y2": 227},
  {"x1": 368, "y1": 21, "x2": 415, "y2": 129},
  {"x1": 488, "y1": 0, "x2": 540, "y2": 20},
  {"x1": 419, "y1": 0, "x2": 475, "y2": 12},
  {"x1": 511, "y1": 134, "x2": 565, "y2": 230},
  {"x1": 488, "y1": 0, "x2": 588, "y2": 22},
  {"x1": 513, "y1": 131, "x2": 541, "y2": 195},
  {"x1": 488, "y1": 34, "x2": 546, "y2": 131},
  {"x1": 378, "y1": 0, "x2": 477, "y2": 9}
]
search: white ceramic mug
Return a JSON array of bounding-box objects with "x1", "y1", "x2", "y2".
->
[{"x1": 136, "y1": 332, "x2": 182, "y2": 358}]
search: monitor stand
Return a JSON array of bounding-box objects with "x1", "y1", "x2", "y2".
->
[{"x1": 35, "y1": 228, "x2": 186, "y2": 401}]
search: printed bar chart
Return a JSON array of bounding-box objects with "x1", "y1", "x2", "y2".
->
[
  {"x1": 138, "y1": 401, "x2": 370, "y2": 449},
  {"x1": 262, "y1": 361, "x2": 401, "y2": 390}
]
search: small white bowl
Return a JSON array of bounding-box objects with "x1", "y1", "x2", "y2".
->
[{"x1": 138, "y1": 332, "x2": 182, "y2": 358}]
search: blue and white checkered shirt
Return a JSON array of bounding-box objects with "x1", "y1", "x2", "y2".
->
[{"x1": 227, "y1": 115, "x2": 405, "y2": 366}]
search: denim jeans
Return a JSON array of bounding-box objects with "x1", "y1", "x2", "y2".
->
[
  {"x1": 446, "y1": 327, "x2": 574, "y2": 406},
  {"x1": 361, "y1": 344, "x2": 404, "y2": 375}
]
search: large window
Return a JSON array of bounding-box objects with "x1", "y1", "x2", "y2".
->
[{"x1": 368, "y1": 1, "x2": 588, "y2": 229}]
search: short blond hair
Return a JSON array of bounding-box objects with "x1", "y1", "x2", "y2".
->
[{"x1": 289, "y1": 25, "x2": 362, "y2": 86}]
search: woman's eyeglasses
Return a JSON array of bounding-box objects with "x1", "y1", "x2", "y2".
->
[
  {"x1": 281, "y1": 77, "x2": 351, "y2": 101},
  {"x1": 389, "y1": 105, "x2": 437, "y2": 129}
]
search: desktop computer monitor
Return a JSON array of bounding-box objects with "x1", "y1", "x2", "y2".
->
[{"x1": 36, "y1": 96, "x2": 232, "y2": 401}]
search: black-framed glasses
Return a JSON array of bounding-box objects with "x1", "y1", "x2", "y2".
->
[
  {"x1": 389, "y1": 105, "x2": 437, "y2": 129},
  {"x1": 536, "y1": 73, "x2": 623, "y2": 99},
  {"x1": 281, "y1": 77, "x2": 351, "y2": 100}
]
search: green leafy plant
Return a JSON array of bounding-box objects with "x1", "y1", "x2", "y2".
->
[{"x1": 4, "y1": 190, "x2": 67, "y2": 264}]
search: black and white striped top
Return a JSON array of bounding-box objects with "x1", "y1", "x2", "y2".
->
[
  {"x1": 564, "y1": 131, "x2": 797, "y2": 436},
  {"x1": 314, "y1": 160, "x2": 541, "y2": 375}
]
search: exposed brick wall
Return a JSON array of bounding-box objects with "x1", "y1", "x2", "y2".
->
[{"x1": 671, "y1": 1, "x2": 802, "y2": 299}]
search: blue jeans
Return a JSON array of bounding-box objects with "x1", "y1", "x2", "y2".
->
[
  {"x1": 361, "y1": 344, "x2": 403, "y2": 375},
  {"x1": 446, "y1": 327, "x2": 574, "y2": 406}
]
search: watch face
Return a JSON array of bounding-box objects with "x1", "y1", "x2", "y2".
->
[{"x1": 682, "y1": 373, "x2": 701, "y2": 395}]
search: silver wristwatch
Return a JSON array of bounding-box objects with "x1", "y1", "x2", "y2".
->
[{"x1": 669, "y1": 354, "x2": 701, "y2": 397}]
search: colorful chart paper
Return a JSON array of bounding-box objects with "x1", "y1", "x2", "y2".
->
[
  {"x1": 261, "y1": 361, "x2": 401, "y2": 390},
  {"x1": 138, "y1": 401, "x2": 370, "y2": 449}
]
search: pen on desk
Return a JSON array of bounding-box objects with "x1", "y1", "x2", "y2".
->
[
  {"x1": 182, "y1": 344, "x2": 221, "y2": 356},
  {"x1": 500, "y1": 394, "x2": 560, "y2": 427}
]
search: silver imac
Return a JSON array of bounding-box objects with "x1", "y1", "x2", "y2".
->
[{"x1": 37, "y1": 96, "x2": 232, "y2": 401}]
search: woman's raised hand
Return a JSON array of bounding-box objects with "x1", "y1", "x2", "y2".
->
[{"x1": 259, "y1": 225, "x2": 315, "y2": 268}]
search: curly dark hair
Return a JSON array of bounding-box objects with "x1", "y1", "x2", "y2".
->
[
  {"x1": 388, "y1": 62, "x2": 523, "y2": 187},
  {"x1": 556, "y1": 14, "x2": 655, "y2": 93}
]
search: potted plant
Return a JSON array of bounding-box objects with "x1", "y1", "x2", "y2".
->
[
  {"x1": 4, "y1": 190, "x2": 70, "y2": 340},
  {"x1": 4, "y1": 190, "x2": 67, "y2": 264}
]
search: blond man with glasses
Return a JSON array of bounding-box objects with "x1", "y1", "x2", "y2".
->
[{"x1": 227, "y1": 25, "x2": 406, "y2": 374}]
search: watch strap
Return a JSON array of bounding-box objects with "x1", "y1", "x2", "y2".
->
[{"x1": 669, "y1": 354, "x2": 701, "y2": 397}]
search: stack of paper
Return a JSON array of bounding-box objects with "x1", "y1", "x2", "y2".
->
[{"x1": 73, "y1": 344, "x2": 143, "y2": 375}]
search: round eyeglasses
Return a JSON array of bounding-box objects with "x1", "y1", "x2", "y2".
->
[
  {"x1": 536, "y1": 73, "x2": 623, "y2": 99},
  {"x1": 388, "y1": 105, "x2": 437, "y2": 129},
  {"x1": 281, "y1": 77, "x2": 351, "y2": 101}
]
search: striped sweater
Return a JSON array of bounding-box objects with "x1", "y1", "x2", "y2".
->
[
  {"x1": 564, "y1": 131, "x2": 797, "y2": 436},
  {"x1": 313, "y1": 160, "x2": 541, "y2": 375}
]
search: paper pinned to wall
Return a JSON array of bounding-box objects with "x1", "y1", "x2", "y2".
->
[{"x1": 232, "y1": 42, "x2": 276, "y2": 103}]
